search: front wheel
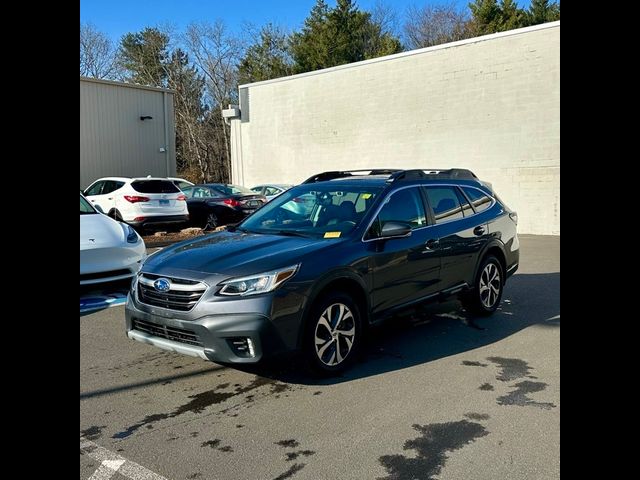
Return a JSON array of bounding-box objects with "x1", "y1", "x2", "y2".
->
[
  {"x1": 462, "y1": 255, "x2": 504, "y2": 316},
  {"x1": 304, "y1": 292, "x2": 362, "y2": 376}
]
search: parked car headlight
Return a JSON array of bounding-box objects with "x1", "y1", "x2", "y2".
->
[
  {"x1": 219, "y1": 264, "x2": 300, "y2": 296},
  {"x1": 126, "y1": 224, "x2": 140, "y2": 243}
]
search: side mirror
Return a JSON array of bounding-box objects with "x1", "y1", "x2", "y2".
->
[
  {"x1": 379, "y1": 221, "x2": 412, "y2": 239},
  {"x1": 94, "y1": 204, "x2": 104, "y2": 214}
]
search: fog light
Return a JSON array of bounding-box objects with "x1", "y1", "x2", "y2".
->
[{"x1": 227, "y1": 337, "x2": 256, "y2": 358}]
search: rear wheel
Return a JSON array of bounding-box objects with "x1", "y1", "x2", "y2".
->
[
  {"x1": 203, "y1": 212, "x2": 219, "y2": 230},
  {"x1": 304, "y1": 292, "x2": 361, "y2": 375},
  {"x1": 462, "y1": 255, "x2": 504, "y2": 316}
]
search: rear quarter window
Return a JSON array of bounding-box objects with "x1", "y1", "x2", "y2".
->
[
  {"x1": 131, "y1": 180, "x2": 180, "y2": 194},
  {"x1": 462, "y1": 187, "x2": 493, "y2": 213}
]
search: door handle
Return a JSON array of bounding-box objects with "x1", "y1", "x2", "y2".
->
[
  {"x1": 424, "y1": 239, "x2": 439, "y2": 251},
  {"x1": 473, "y1": 226, "x2": 486, "y2": 236}
]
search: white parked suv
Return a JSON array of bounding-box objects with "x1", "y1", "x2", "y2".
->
[{"x1": 83, "y1": 177, "x2": 189, "y2": 229}]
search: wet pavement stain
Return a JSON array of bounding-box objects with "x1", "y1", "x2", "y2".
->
[
  {"x1": 275, "y1": 439, "x2": 300, "y2": 448},
  {"x1": 285, "y1": 450, "x2": 316, "y2": 461},
  {"x1": 378, "y1": 420, "x2": 489, "y2": 480},
  {"x1": 201, "y1": 439, "x2": 221, "y2": 449},
  {"x1": 486, "y1": 357, "x2": 532, "y2": 382},
  {"x1": 313, "y1": 391, "x2": 322, "y2": 395},
  {"x1": 80, "y1": 425, "x2": 106, "y2": 440},
  {"x1": 236, "y1": 424, "x2": 244, "y2": 429},
  {"x1": 496, "y1": 381, "x2": 556, "y2": 410},
  {"x1": 462, "y1": 360, "x2": 488, "y2": 367},
  {"x1": 218, "y1": 445, "x2": 234, "y2": 452},
  {"x1": 186, "y1": 473, "x2": 202, "y2": 479},
  {"x1": 113, "y1": 376, "x2": 288, "y2": 439},
  {"x1": 271, "y1": 463, "x2": 306, "y2": 480},
  {"x1": 464, "y1": 413, "x2": 490, "y2": 421},
  {"x1": 190, "y1": 432, "x2": 199, "y2": 437},
  {"x1": 479, "y1": 383, "x2": 494, "y2": 391}
]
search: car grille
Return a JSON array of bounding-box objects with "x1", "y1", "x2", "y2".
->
[
  {"x1": 137, "y1": 274, "x2": 207, "y2": 311},
  {"x1": 132, "y1": 319, "x2": 203, "y2": 347}
]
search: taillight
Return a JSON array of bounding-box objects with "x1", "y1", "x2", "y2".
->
[
  {"x1": 133, "y1": 216, "x2": 146, "y2": 222},
  {"x1": 124, "y1": 195, "x2": 150, "y2": 203},
  {"x1": 177, "y1": 194, "x2": 187, "y2": 201},
  {"x1": 223, "y1": 198, "x2": 240, "y2": 207}
]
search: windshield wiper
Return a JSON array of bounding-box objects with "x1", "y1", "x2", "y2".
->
[{"x1": 271, "y1": 230, "x2": 311, "y2": 238}]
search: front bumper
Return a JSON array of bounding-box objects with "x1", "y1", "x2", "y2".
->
[
  {"x1": 125, "y1": 293, "x2": 289, "y2": 364},
  {"x1": 80, "y1": 243, "x2": 145, "y2": 285}
]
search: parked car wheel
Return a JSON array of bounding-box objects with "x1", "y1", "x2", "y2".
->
[
  {"x1": 204, "y1": 213, "x2": 219, "y2": 230},
  {"x1": 463, "y1": 255, "x2": 504, "y2": 316},
  {"x1": 109, "y1": 209, "x2": 123, "y2": 222},
  {"x1": 305, "y1": 292, "x2": 361, "y2": 375}
]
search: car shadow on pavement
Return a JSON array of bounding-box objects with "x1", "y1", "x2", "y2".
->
[{"x1": 236, "y1": 272, "x2": 560, "y2": 386}]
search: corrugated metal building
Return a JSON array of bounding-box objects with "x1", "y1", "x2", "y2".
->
[
  {"x1": 226, "y1": 22, "x2": 560, "y2": 235},
  {"x1": 80, "y1": 77, "x2": 176, "y2": 189}
]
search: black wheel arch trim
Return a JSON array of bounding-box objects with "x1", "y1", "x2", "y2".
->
[
  {"x1": 473, "y1": 239, "x2": 507, "y2": 283},
  {"x1": 296, "y1": 268, "x2": 369, "y2": 349}
]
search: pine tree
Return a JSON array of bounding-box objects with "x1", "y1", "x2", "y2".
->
[
  {"x1": 527, "y1": 0, "x2": 560, "y2": 25},
  {"x1": 238, "y1": 24, "x2": 294, "y2": 84},
  {"x1": 118, "y1": 28, "x2": 170, "y2": 87}
]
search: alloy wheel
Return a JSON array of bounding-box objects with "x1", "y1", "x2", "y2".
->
[
  {"x1": 479, "y1": 263, "x2": 501, "y2": 308},
  {"x1": 314, "y1": 303, "x2": 356, "y2": 366}
]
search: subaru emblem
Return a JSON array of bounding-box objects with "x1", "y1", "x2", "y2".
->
[{"x1": 153, "y1": 278, "x2": 171, "y2": 292}]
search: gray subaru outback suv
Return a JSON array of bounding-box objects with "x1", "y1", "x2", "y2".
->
[{"x1": 125, "y1": 169, "x2": 519, "y2": 374}]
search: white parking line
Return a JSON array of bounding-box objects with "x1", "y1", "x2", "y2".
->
[
  {"x1": 81, "y1": 438, "x2": 169, "y2": 480},
  {"x1": 88, "y1": 459, "x2": 125, "y2": 480}
]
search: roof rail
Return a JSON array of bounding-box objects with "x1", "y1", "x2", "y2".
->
[
  {"x1": 301, "y1": 168, "x2": 477, "y2": 184},
  {"x1": 387, "y1": 169, "x2": 478, "y2": 183},
  {"x1": 301, "y1": 169, "x2": 401, "y2": 184}
]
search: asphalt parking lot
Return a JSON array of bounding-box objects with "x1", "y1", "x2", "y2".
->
[{"x1": 80, "y1": 235, "x2": 559, "y2": 480}]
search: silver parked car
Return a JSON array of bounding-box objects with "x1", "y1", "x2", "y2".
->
[{"x1": 251, "y1": 184, "x2": 293, "y2": 202}]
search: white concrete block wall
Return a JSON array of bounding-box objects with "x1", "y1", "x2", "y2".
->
[{"x1": 230, "y1": 22, "x2": 559, "y2": 235}]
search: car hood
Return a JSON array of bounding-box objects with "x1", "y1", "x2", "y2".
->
[
  {"x1": 80, "y1": 214, "x2": 125, "y2": 249},
  {"x1": 143, "y1": 230, "x2": 333, "y2": 280}
]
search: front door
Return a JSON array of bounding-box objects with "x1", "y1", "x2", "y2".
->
[{"x1": 366, "y1": 187, "x2": 442, "y2": 316}]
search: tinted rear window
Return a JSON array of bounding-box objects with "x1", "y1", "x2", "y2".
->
[
  {"x1": 462, "y1": 187, "x2": 493, "y2": 213},
  {"x1": 131, "y1": 180, "x2": 180, "y2": 194}
]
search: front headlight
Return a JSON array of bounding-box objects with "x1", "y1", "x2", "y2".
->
[
  {"x1": 126, "y1": 224, "x2": 139, "y2": 243},
  {"x1": 219, "y1": 264, "x2": 300, "y2": 296}
]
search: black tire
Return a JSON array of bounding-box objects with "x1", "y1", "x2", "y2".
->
[
  {"x1": 109, "y1": 209, "x2": 123, "y2": 222},
  {"x1": 462, "y1": 255, "x2": 504, "y2": 316},
  {"x1": 304, "y1": 291, "x2": 362, "y2": 376}
]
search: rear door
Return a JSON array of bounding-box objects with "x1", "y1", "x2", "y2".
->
[
  {"x1": 130, "y1": 180, "x2": 186, "y2": 216},
  {"x1": 423, "y1": 185, "x2": 491, "y2": 289}
]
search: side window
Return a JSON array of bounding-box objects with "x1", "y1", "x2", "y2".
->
[
  {"x1": 181, "y1": 186, "x2": 194, "y2": 198},
  {"x1": 455, "y1": 187, "x2": 474, "y2": 217},
  {"x1": 462, "y1": 187, "x2": 492, "y2": 213},
  {"x1": 425, "y1": 186, "x2": 464, "y2": 223},
  {"x1": 84, "y1": 181, "x2": 104, "y2": 196},
  {"x1": 264, "y1": 187, "x2": 280, "y2": 196},
  {"x1": 102, "y1": 180, "x2": 123, "y2": 194},
  {"x1": 368, "y1": 188, "x2": 427, "y2": 238},
  {"x1": 251, "y1": 186, "x2": 263, "y2": 194}
]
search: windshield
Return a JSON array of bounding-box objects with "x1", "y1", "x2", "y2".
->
[
  {"x1": 212, "y1": 184, "x2": 255, "y2": 195},
  {"x1": 80, "y1": 195, "x2": 96, "y2": 214},
  {"x1": 239, "y1": 184, "x2": 383, "y2": 238}
]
